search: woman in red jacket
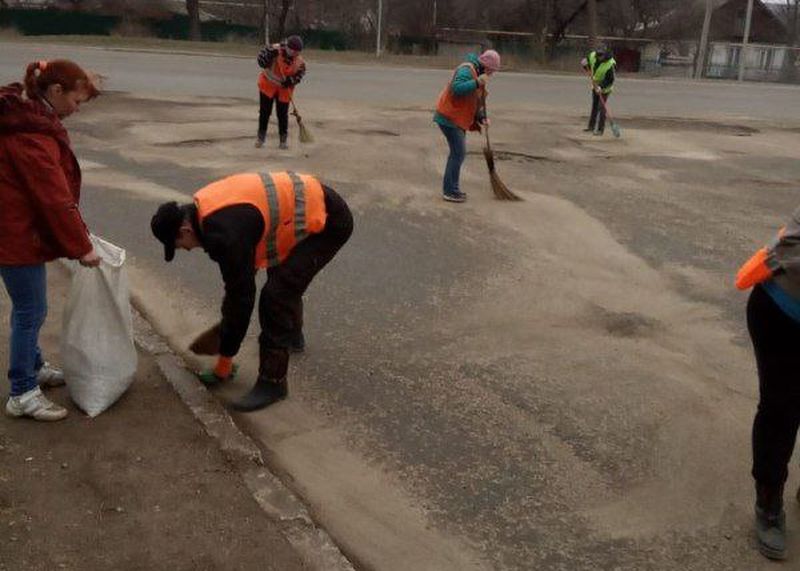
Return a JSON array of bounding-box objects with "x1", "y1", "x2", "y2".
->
[{"x1": 0, "y1": 59, "x2": 100, "y2": 421}]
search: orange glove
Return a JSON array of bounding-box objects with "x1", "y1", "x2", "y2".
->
[
  {"x1": 197, "y1": 357, "x2": 237, "y2": 386},
  {"x1": 214, "y1": 356, "x2": 234, "y2": 378}
]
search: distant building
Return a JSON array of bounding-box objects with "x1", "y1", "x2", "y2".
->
[{"x1": 644, "y1": 0, "x2": 798, "y2": 81}]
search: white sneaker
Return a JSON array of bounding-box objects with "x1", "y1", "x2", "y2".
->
[
  {"x1": 6, "y1": 387, "x2": 68, "y2": 421},
  {"x1": 37, "y1": 362, "x2": 65, "y2": 388}
]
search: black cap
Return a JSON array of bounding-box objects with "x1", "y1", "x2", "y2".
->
[
  {"x1": 286, "y1": 35, "x2": 303, "y2": 52},
  {"x1": 150, "y1": 201, "x2": 184, "y2": 262}
]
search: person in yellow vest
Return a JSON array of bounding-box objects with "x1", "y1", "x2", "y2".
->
[
  {"x1": 433, "y1": 49, "x2": 501, "y2": 203},
  {"x1": 580, "y1": 48, "x2": 616, "y2": 136},
  {"x1": 256, "y1": 35, "x2": 306, "y2": 150},
  {"x1": 735, "y1": 208, "x2": 800, "y2": 560},
  {"x1": 150, "y1": 172, "x2": 353, "y2": 412}
]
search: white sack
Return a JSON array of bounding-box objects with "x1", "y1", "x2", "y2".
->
[{"x1": 61, "y1": 236, "x2": 137, "y2": 417}]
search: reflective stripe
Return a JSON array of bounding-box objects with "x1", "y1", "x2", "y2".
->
[
  {"x1": 263, "y1": 68, "x2": 284, "y2": 85},
  {"x1": 288, "y1": 171, "x2": 307, "y2": 243},
  {"x1": 259, "y1": 172, "x2": 280, "y2": 267}
]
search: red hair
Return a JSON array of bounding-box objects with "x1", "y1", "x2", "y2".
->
[{"x1": 23, "y1": 59, "x2": 100, "y2": 100}]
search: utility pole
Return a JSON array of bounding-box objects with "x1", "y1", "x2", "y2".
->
[
  {"x1": 376, "y1": 0, "x2": 383, "y2": 56},
  {"x1": 262, "y1": 0, "x2": 270, "y2": 45},
  {"x1": 738, "y1": 0, "x2": 754, "y2": 81},
  {"x1": 695, "y1": 0, "x2": 713, "y2": 79}
]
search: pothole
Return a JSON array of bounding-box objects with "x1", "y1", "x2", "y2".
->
[
  {"x1": 588, "y1": 305, "x2": 660, "y2": 338},
  {"x1": 624, "y1": 117, "x2": 759, "y2": 136},
  {"x1": 345, "y1": 129, "x2": 401, "y2": 137},
  {"x1": 467, "y1": 150, "x2": 561, "y2": 163},
  {"x1": 739, "y1": 177, "x2": 797, "y2": 189},
  {"x1": 155, "y1": 136, "x2": 254, "y2": 147}
]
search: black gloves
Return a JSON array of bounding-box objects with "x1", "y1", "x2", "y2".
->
[{"x1": 281, "y1": 75, "x2": 301, "y2": 88}]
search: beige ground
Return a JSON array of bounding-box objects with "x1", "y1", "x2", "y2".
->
[
  {"x1": 0, "y1": 265, "x2": 307, "y2": 571},
  {"x1": 53, "y1": 87, "x2": 800, "y2": 569}
]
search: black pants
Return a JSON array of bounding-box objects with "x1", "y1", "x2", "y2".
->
[
  {"x1": 257, "y1": 92, "x2": 289, "y2": 140},
  {"x1": 748, "y1": 284, "x2": 800, "y2": 487},
  {"x1": 588, "y1": 91, "x2": 609, "y2": 133},
  {"x1": 258, "y1": 185, "x2": 353, "y2": 352}
]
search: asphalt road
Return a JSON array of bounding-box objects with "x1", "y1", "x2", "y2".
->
[
  {"x1": 4, "y1": 40, "x2": 800, "y2": 570},
  {"x1": 2, "y1": 41, "x2": 800, "y2": 121}
]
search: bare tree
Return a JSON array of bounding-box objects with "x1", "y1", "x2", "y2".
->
[
  {"x1": 262, "y1": 0, "x2": 270, "y2": 44},
  {"x1": 186, "y1": 0, "x2": 201, "y2": 41},
  {"x1": 548, "y1": 1, "x2": 588, "y2": 49},
  {"x1": 587, "y1": 0, "x2": 598, "y2": 47},
  {"x1": 276, "y1": 0, "x2": 292, "y2": 40}
]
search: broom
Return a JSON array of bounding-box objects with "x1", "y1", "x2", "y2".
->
[
  {"x1": 584, "y1": 69, "x2": 621, "y2": 138},
  {"x1": 481, "y1": 98, "x2": 522, "y2": 201},
  {"x1": 290, "y1": 99, "x2": 314, "y2": 143}
]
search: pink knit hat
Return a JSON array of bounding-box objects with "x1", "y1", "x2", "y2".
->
[{"x1": 479, "y1": 49, "x2": 501, "y2": 72}]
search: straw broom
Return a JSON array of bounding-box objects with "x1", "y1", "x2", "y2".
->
[
  {"x1": 290, "y1": 99, "x2": 314, "y2": 143},
  {"x1": 481, "y1": 98, "x2": 522, "y2": 201}
]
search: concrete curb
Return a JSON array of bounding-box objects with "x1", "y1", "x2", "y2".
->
[{"x1": 131, "y1": 311, "x2": 355, "y2": 571}]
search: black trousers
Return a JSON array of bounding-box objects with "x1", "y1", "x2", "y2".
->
[
  {"x1": 588, "y1": 91, "x2": 609, "y2": 133},
  {"x1": 258, "y1": 92, "x2": 290, "y2": 140},
  {"x1": 258, "y1": 185, "x2": 353, "y2": 352},
  {"x1": 748, "y1": 284, "x2": 800, "y2": 487}
]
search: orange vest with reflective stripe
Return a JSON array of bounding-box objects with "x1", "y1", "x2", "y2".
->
[
  {"x1": 435, "y1": 62, "x2": 484, "y2": 131},
  {"x1": 194, "y1": 171, "x2": 327, "y2": 269},
  {"x1": 735, "y1": 227, "x2": 785, "y2": 290},
  {"x1": 258, "y1": 46, "x2": 304, "y2": 103}
]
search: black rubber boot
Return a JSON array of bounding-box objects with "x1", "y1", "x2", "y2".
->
[
  {"x1": 755, "y1": 482, "x2": 787, "y2": 560},
  {"x1": 279, "y1": 134, "x2": 288, "y2": 150},
  {"x1": 231, "y1": 376, "x2": 287, "y2": 412},
  {"x1": 231, "y1": 348, "x2": 289, "y2": 412}
]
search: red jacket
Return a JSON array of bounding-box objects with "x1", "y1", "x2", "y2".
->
[{"x1": 0, "y1": 83, "x2": 91, "y2": 265}]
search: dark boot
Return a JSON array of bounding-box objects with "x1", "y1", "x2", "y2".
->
[
  {"x1": 755, "y1": 482, "x2": 787, "y2": 560},
  {"x1": 231, "y1": 348, "x2": 289, "y2": 412},
  {"x1": 279, "y1": 133, "x2": 288, "y2": 150}
]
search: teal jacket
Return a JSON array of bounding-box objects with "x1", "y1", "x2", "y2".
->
[{"x1": 434, "y1": 53, "x2": 485, "y2": 130}]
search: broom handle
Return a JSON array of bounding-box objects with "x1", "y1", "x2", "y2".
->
[
  {"x1": 585, "y1": 69, "x2": 615, "y2": 122},
  {"x1": 482, "y1": 95, "x2": 492, "y2": 152}
]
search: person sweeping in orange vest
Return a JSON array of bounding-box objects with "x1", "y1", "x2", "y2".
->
[
  {"x1": 150, "y1": 172, "x2": 353, "y2": 412},
  {"x1": 433, "y1": 49, "x2": 501, "y2": 203},
  {"x1": 256, "y1": 35, "x2": 306, "y2": 150},
  {"x1": 736, "y1": 210, "x2": 800, "y2": 560}
]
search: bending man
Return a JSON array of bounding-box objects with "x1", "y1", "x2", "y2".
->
[{"x1": 151, "y1": 171, "x2": 353, "y2": 411}]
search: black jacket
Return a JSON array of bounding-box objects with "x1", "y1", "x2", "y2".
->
[{"x1": 189, "y1": 204, "x2": 264, "y2": 357}]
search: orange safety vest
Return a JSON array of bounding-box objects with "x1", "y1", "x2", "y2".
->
[
  {"x1": 435, "y1": 62, "x2": 484, "y2": 131},
  {"x1": 195, "y1": 171, "x2": 327, "y2": 269},
  {"x1": 735, "y1": 227, "x2": 786, "y2": 290},
  {"x1": 258, "y1": 46, "x2": 304, "y2": 103}
]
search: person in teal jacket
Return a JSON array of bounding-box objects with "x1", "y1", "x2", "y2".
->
[{"x1": 433, "y1": 50, "x2": 500, "y2": 202}]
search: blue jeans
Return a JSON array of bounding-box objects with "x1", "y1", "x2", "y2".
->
[
  {"x1": 0, "y1": 265, "x2": 47, "y2": 396},
  {"x1": 438, "y1": 123, "x2": 466, "y2": 196}
]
